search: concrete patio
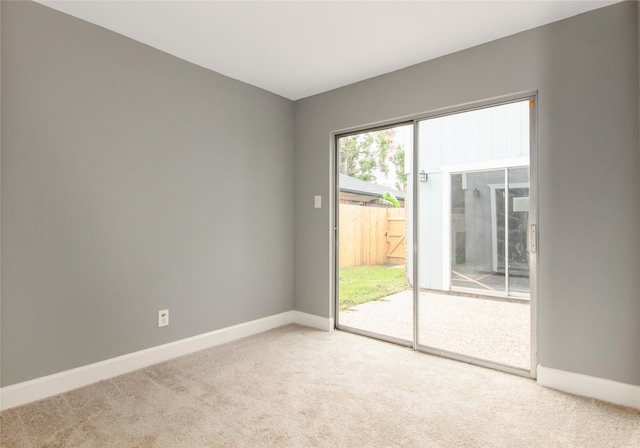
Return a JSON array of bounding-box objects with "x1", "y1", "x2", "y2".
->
[{"x1": 339, "y1": 290, "x2": 530, "y2": 370}]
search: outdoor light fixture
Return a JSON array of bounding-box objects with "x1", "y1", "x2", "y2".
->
[
  {"x1": 419, "y1": 171, "x2": 428, "y2": 183},
  {"x1": 473, "y1": 188, "x2": 480, "y2": 197}
]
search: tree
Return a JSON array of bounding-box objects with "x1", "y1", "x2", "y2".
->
[
  {"x1": 338, "y1": 128, "x2": 406, "y2": 191},
  {"x1": 392, "y1": 148, "x2": 408, "y2": 191}
]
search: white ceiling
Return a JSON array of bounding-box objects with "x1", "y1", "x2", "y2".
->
[{"x1": 37, "y1": 1, "x2": 621, "y2": 100}]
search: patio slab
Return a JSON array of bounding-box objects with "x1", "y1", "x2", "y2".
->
[{"x1": 339, "y1": 290, "x2": 530, "y2": 369}]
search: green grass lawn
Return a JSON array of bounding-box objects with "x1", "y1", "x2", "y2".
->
[{"x1": 339, "y1": 265, "x2": 410, "y2": 310}]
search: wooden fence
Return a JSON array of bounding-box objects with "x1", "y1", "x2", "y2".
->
[{"x1": 339, "y1": 204, "x2": 406, "y2": 268}]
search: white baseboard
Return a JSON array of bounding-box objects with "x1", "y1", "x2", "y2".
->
[
  {"x1": 537, "y1": 365, "x2": 640, "y2": 409},
  {"x1": 0, "y1": 310, "x2": 333, "y2": 411},
  {"x1": 292, "y1": 310, "x2": 334, "y2": 332}
]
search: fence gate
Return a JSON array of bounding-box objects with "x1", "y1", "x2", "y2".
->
[{"x1": 386, "y1": 208, "x2": 406, "y2": 265}]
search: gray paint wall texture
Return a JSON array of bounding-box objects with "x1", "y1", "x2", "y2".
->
[
  {"x1": 1, "y1": 1, "x2": 294, "y2": 386},
  {"x1": 294, "y1": 2, "x2": 640, "y2": 385}
]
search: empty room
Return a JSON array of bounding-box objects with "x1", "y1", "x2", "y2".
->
[{"x1": 1, "y1": 1, "x2": 639, "y2": 446}]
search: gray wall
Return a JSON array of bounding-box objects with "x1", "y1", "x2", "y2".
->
[
  {"x1": 294, "y1": 1, "x2": 640, "y2": 385},
  {"x1": 1, "y1": 1, "x2": 294, "y2": 386}
]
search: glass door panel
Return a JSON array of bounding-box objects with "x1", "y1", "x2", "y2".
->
[
  {"x1": 415, "y1": 99, "x2": 532, "y2": 371},
  {"x1": 336, "y1": 124, "x2": 413, "y2": 344}
]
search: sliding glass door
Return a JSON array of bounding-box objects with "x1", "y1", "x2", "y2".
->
[{"x1": 336, "y1": 96, "x2": 537, "y2": 376}]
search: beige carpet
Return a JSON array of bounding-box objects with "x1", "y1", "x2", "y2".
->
[{"x1": 1, "y1": 324, "x2": 638, "y2": 447}]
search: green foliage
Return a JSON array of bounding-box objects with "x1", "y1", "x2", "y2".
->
[
  {"x1": 378, "y1": 191, "x2": 400, "y2": 208},
  {"x1": 393, "y1": 149, "x2": 408, "y2": 191},
  {"x1": 338, "y1": 128, "x2": 406, "y2": 190},
  {"x1": 338, "y1": 265, "x2": 410, "y2": 310}
]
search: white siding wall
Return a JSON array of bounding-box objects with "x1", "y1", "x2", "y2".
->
[{"x1": 408, "y1": 100, "x2": 530, "y2": 290}]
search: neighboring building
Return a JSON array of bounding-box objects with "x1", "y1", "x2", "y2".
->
[{"x1": 339, "y1": 173, "x2": 405, "y2": 207}]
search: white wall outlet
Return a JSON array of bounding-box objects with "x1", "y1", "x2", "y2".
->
[
  {"x1": 158, "y1": 309, "x2": 169, "y2": 327},
  {"x1": 314, "y1": 195, "x2": 321, "y2": 208}
]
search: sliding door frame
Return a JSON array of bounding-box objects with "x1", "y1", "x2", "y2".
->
[{"x1": 333, "y1": 91, "x2": 539, "y2": 378}]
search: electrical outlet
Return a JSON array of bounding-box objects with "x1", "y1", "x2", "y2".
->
[{"x1": 158, "y1": 309, "x2": 169, "y2": 327}]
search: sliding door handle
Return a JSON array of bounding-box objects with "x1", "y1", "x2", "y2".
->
[{"x1": 527, "y1": 224, "x2": 537, "y2": 253}]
